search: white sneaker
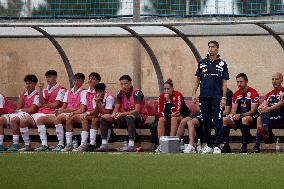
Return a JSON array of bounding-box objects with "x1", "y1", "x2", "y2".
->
[
  {"x1": 213, "y1": 147, "x2": 221, "y2": 154},
  {"x1": 72, "y1": 144, "x2": 88, "y2": 152},
  {"x1": 154, "y1": 145, "x2": 161, "y2": 153},
  {"x1": 61, "y1": 145, "x2": 73, "y2": 152},
  {"x1": 183, "y1": 144, "x2": 196, "y2": 154},
  {"x1": 201, "y1": 146, "x2": 213, "y2": 154}
]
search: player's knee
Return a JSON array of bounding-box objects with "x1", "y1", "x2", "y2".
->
[
  {"x1": 223, "y1": 117, "x2": 231, "y2": 125},
  {"x1": 171, "y1": 117, "x2": 180, "y2": 123},
  {"x1": 37, "y1": 117, "x2": 45, "y2": 125},
  {"x1": 125, "y1": 114, "x2": 135, "y2": 121},
  {"x1": 242, "y1": 116, "x2": 251, "y2": 125},
  {"x1": 0, "y1": 117, "x2": 6, "y2": 125}
]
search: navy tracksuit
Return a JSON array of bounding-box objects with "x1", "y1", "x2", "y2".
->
[{"x1": 195, "y1": 55, "x2": 229, "y2": 148}]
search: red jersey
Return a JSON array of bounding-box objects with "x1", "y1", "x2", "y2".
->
[
  {"x1": 158, "y1": 90, "x2": 184, "y2": 117},
  {"x1": 232, "y1": 86, "x2": 259, "y2": 114}
]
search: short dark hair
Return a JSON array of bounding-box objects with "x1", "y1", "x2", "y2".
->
[
  {"x1": 74, "y1": 73, "x2": 85, "y2": 81},
  {"x1": 164, "y1": 78, "x2": 173, "y2": 88},
  {"x1": 88, "y1": 72, "x2": 101, "y2": 81},
  {"x1": 95, "y1": 83, "x2": 106, "y2": 92},
  {"x1": 45, "y1": 70, "x2": 57, "y2": 77},
  {"x1": 236, "y1": 73, "x2": 248, "y2": 81},
  {"x1": 208, "y1": 41, "x2": 219, "y2": 48},
  {"x1": 24, "y1": 74, "x2": 38, "y2": 83},
  {"x1": 119, "y1": 75, "x2": 132, "y2": 82}
]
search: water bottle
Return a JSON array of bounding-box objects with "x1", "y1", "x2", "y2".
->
[
  {"x1": 196, "y1": 139, "x2": 202, "y2": 153},
  {"x1": 180, "y1": 139, "x2": 185, "y2": 151},
  {"x1": 72, "y1": 137, "x2": 78, "y2": 149},
  {"x1": 276, "y1": 138, "x2": 280, "y2": 153},
  {"x1": 123, "y1": 140, "x2": 128, "y2": 148}
]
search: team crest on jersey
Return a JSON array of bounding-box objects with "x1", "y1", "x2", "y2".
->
[
  {"x1": 202, "y1": 68, "x2": 207, "y2": 73},
  {"x1": 241, "y1": 101, "x2": 247, "y2": 108},
  {"x1": 134, "y1": 91, "x2": 141, "y2": 96},
  {"x1": 247, "y1": 92, "x2": 251, "y2": 97},
  {"x1": 219, "y1": 61, "x2": 224, "y2": 66}
]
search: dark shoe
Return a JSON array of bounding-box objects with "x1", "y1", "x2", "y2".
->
[
  {"x1": 252, "y1": 145, "x2": 260, "y2": 153},
  {"x1": 264, "y1": 133, "x2": 275, "y2": 144},
  {"x1": 108, "y1": 129, "x2": 117, "y2": 143},
  {"x1": 221, "y1": 144, "x2": 231, "y2": 153},
  {"x1": 34, "y1": 145, "x2": 49, "y2": 152},
  {"x1": 95, "y1": 144, "x2": 109, "y2": 152},
  {"x1": 85, "y1": 144, "x2": 96, "y2": 152},
  {"x1": 239, "y1": 143, "x2": 248, "y2": 153},
  {"x1": 120, "y1": 145, "x2": 135, "y2": 152}
]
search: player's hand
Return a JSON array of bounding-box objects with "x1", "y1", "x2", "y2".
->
[
  {"x1": 259, "y1": 106, "x2": 270, "y2": 114},
  {"x1": 111, "y1": 112, "x2": 117, "y2": 118},
  {"x1": 21, "y1": 87, "x2": 28, "y2": 96},
  {"x1": 55, "y1": 109, "x2": 64, "y2": 116},
  {"x1": 80, "y1": 113, "x2": 88, "y2": 120},
  {"x1": 280, "y1": 92, "x2": 284, "y2": 101},
  {"x1": 192, "y1": 93, "x2": 197, "y2": 104},
  {"x1": 164, "y1": 93, "x2": 170, "y2": 102},
  {"x1": 115, "y1": 112, "x2": 124, "y2": 119},
  {"x1": 171, "y1": 111, "x2": 180, "y2": 117},
  {"x1": 227, "y1": 114, "x2": 233, "y2": 118},
  {"x1": 95, "y1": 95, "x2": 102, "y2": 103},
  {"x1": 68, "y1": 112, "x2": 75, "y2": 117},
  {"x1": 38, "y1": 80, "x2": 44, "y2": 91},
  {"x1": 233, "y1": 114, "x2": 241, "y2": 120}
]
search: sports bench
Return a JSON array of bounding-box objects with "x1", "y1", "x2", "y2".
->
[{"x1": 3, "y1": 97, "x2": 284, "y2": 150}]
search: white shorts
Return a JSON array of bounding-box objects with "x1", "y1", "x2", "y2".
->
[
  {"x1": 32, "y1": 113, "x2": 55, "y2": 124},
  {"x1": 1, "y1": 112, "x2": 31, "y2": 128}
]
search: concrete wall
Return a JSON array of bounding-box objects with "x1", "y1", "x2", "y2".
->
[{"x1": 0, "y1": 36, "x2": 283, "y2": 97}]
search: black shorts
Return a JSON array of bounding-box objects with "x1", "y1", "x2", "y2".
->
[
  {"x1": 189, "y1": 112, "x2": 203, "y2": 124},
  {"x1": 269, "y1": 116, "x2": 284, "y2": 129},
  {"x1": 113, "y1": 115, "x2": 145, "y2": 128},
  {"x1": 231, "y1": 116, "x2": 257, "y2": 130}
]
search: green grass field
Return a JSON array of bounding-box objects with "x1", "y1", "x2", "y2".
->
[{"x1": 0, "y1": 153, "x2": 284, "y2": 189}]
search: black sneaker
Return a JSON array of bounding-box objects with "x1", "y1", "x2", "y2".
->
[
  {"x1": 239, "y1": 143, "x2": 248, "y2": 153},
  {"x1": 252, "y1": 145, "x2": 260, "y2": 153},
  {"x1": 221, "y1": 144, "x2": 231, "y2": 153},
  {"x1": 85, "y1": 144, "x2": 96, "y2": 152},
  {"x1": 264, "y1": 134, "x2": 275, "y2": 144}
]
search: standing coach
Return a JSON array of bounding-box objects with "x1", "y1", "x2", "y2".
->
[{"x1": 192, "y1": 41, "x2": 229, "y2": 154}]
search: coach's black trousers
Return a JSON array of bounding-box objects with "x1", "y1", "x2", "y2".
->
[{"x1": 200, "y1": 97, "x2": 223, "y2": 148}]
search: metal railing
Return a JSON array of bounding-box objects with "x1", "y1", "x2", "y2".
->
[{"x1": 0, "y1": 0, "x2": 283, "y2": 19}]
